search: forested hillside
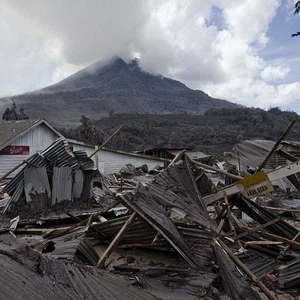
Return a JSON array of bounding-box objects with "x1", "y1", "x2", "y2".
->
[{"x1": 60, "y1": 107, "x2": 300, "y2": 154}]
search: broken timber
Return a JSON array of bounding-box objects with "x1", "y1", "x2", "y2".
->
[
  {"x1": 96, "y1": 211, "x2": 137, "y2": 268},
  {"x1": 203, "y1": 162, "x2": 300, "y2": 205}
]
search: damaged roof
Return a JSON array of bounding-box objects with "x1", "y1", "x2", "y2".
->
[{"x1": 0, "y1": 118, "x2": 61, "y2": 151}]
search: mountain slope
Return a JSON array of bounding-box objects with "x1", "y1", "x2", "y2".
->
[{"x1": 1, "y1": 57, "x2": 240, "y2": 127}]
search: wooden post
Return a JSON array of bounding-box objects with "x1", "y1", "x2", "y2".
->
[
  {"x1": 257, "y1": 119, "x2": 296, "y2": 172},
  {"x1": 215, "y1": 238, "x2": 276, "y2": 300},
  {"x1": 89, "y1": 125, "x2": 123, "y2": 158},
  {"x1": 96, "y1": 211, "x2": 137, "y2": 268}
]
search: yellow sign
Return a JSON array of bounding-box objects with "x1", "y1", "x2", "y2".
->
[{"x1": 237, "y1": 171, "x2": 274, "y2": 199}]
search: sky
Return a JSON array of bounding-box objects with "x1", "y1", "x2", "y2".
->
[{"x1": 0, "y1": 0, "x2": 300, "y2": 112}]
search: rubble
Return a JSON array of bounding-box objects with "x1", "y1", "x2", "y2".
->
[{"x1": 2, "y1": 131, "x2": 300, "y2": 299}]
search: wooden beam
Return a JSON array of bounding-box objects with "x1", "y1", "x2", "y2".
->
[
  {"x1": 215, "y1": 238, "x2": 276, "y2": 300},
  {"x1": 89, "y1": 125, "x2": 123, "y2": 158},
  {"x1": 233, "y1": 217, "x2": 281, "y2": 240},
  {"x1": 96, "y1": 211, "x2": 137, "y2": 268}
]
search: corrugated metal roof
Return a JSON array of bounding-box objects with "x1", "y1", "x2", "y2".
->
[
  {"x1": 4, "y1": 137, "x2": 77, "y2": 196},
  {"x1": 278, "y1": 257, "x2": 300, "y2": 289},
  {"x1": 24, "y1": 167, "x2": 51, "y2": 202},
  {"x1": 236, "y1": 250, "x2": 278, "y2": 279},
  {"x1": 52, "y1": 167, "x2": 73, "y2": 205},
  {"x1": 228, "y1": 139, "x2": 275, "y2": 169},
  {"x1": 73, "y1": 150, "x2": 94, "y2": 170}
]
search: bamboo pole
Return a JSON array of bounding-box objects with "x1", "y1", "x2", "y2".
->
[
  {"x1": 89, "y1": 125, "x2": 123, "y2": 158},
  {"x1": 215, "y1": 238, "x2": 276, "y2": 300}
]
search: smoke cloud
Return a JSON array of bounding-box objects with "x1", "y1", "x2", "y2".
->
[{"x1": 1, "y1": 0, "x2": 300, "y2": 111}]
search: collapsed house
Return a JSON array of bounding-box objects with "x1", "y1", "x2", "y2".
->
[{"x1": 2, "y1": 124, "x2": 300, "y2": 299}]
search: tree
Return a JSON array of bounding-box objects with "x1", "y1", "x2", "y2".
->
[
  {"x1": 292, "y1": 1, "x2": 300, "y2": 37},
  {"x1": 2, "y1": 100, "x2": 29, "y2": 120}
]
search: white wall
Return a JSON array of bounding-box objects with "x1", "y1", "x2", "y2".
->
[
  {"x1": 0, "y1": 123, "x2": 59, "y2": 178},
  {"x1": 97, "y1": 149, "x2": 165, "y2": 174}
]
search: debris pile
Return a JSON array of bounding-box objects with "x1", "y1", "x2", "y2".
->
[{"x1": 2, "y1": 133, "x2": 300, "y2": 299}]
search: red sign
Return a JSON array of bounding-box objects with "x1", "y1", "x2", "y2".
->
[{"x1": 0, "y1": 146, "x2": 30, "y2": 155}]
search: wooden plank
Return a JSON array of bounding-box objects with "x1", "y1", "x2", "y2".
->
[
  {"x1": 203, "y1": 162, "x2": 300, "y2": 205},
  {"x1": 191, "y1": 159, "x2": 243, "y2": 180},
  {"x1": 244, "y1": 241, "x2": 283, "y2": 247},
  {"x1": 96, "y1": 211, "x2": 137, "y2": 268},
  {"x1": 233, "y1": 217, "x2": 281, "y2": 240}
]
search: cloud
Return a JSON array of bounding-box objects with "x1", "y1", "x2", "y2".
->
[
  {"x1": 260, "y1": 65, "x2": 291, "y2": 81},
  {"x1": 0, "y1": 0, "x2": 299, "y2": 112}
]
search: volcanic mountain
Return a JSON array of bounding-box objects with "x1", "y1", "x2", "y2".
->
[{"x1": 1, "y1": 57, "x2": 239, "y2": 126}]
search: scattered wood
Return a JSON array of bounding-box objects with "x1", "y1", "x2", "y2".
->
[
  {"x1": 242, "y1": 226, "x2": 300, "y2": 248},
  {"x1": 233, "y1": 217, "x2": 281, "y2": 240},
  {"x1": 96, "y1": 211, "x2": 137, "y2": 268},
  {"x1": 215, "y1": 238, "x2": 276, "y2": 300}
]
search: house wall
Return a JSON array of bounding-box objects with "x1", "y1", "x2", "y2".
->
[
  {"x1": 0, "y1": 124, "x2": 59, "y2": 178},
  {"x1": 97, "y1": 149, "x2": 165, "y2": 174}
]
